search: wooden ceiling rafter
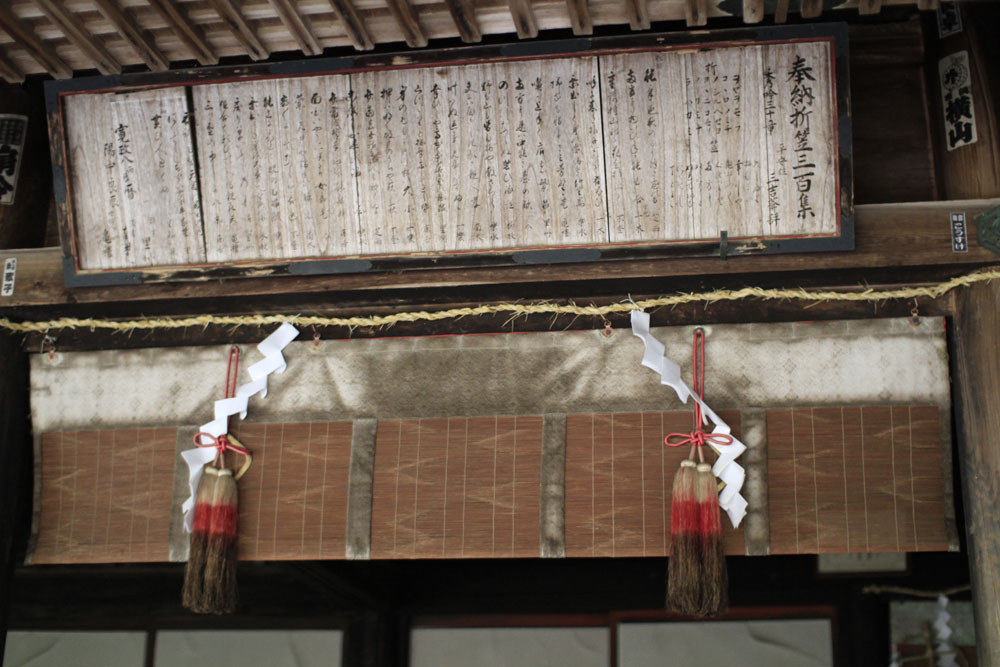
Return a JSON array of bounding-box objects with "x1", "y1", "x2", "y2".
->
[
  {"x1": 0, "y1": 4, "x2": 71, "y2": 79},
  {"x1": 775, "y1": 0, "x2": 791, "y2": 23},
  {"x1": 0, "y1": 47, "x2": 24, "y2": 84},
  {"x1": 625, "y1": 0, "x2": 652, "y2": 31},
  {"x1": 206, "y1": 0, "x2": 271, "y2": 61},
  {"x1": 508, "y1": 0, "x2": 540, "y2": 39},
  {"x1": 34, "y1": 0, "x2": 121, "y2": 75},
  {"x1": 145, "y1": 0, "x2": 219, "y2": 66},
  {"x1": 324, "y1": 0, "x2": 375, "y2": 51},
  {"x1": 443, "y1": 0, "x2": 483, "y2": 43},
  {"x1": 683, "y1": 0, "x2": 708, "y2": 27},
  {"x1": 801, "y1": 0, "x2": 824, "y2": 19},
  {"x1": 92, "y1": 0, "x2": 170, "y2": 71},
  {"x1": 383, "y1": 0, "x2": 428, "y2": 48},
  {"x1": 566, "y1": 0, "x2": 593, "y2": 35},
  {"x1": 742, "y1": 0, "x2": 764, "y2": 24},
  {"x1": 266, "y1": 0, "x2": 323, "y2": 55}
]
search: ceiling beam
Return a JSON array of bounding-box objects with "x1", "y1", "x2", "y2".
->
[
  {"x1": 774, "y1": 0, "x2": 790, "y2": 22},
  {"x1": 35, "y1": 0, "x2": 120, "y2": 75},
  {"x1": 206, "y1": 0, "x2": 270, "y2": 61},
  {"x1": 384, "y1": 0, "x2": 428, "y2": 48},
  {"x1": 145, "y1": 0, "x2": 219, "y2": 66},
  {"x1": 567, "y1": 0, "x2": 593, "y2": 35},
  {"x1": 683, "y1": 0, "x2": 708, "y2": 26},
  {"x1": 742, "y1": 0, "x2": 764, "y2": 23},
  {"x1": 266, "y1": 0, "x2": 322, "y2": 56},
  {"x1": 0, "y1": 5, "x2": 72, "y2": 79},
  {"x1": 445, "y1": 0, "x2": 483, "y2": 43},
  {"x1": 92, "y1": 0, "x2": 168, "y2": 71},
  {"x1": 508, "y1": 0, "x2": 539, "y2": 38},
  {"x1": 800, "y1": 0, "x2": 823, "y2": 19},
  {"x1": 326, "y1": 0, "x2": 375, "y2": 51},
  {"x1": 0, "y1": 49, "x2": 23, "y2": 84},
  {"x1": 625, "y1": 0, "x2": 650, "y2": 31}
]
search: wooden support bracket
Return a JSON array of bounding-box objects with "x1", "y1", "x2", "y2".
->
[
  {"x1": 92, "y1": 0, "x2": 169, "y2": 71},
  {"x1": 266, "y1": 0, "x2": 323, "y2": 56},
  {"x1": 145, "y1": 0, "x2": 219, "y2": 66},
  {"x1": 384, "y1": 0, "x2": 428, "y2": 48},
  {"x1": 206, "y1": 0, "x2": 270, "y2": 61},
  {"x1": 0, "y1": 5, "x2": 72, "y2": 79},
  {"x1": 35, "y1": 0, "x2": 121, "y2": 75}
]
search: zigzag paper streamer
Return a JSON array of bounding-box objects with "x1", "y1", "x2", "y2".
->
[
  {"x1": 630, "y1": 310, "x2": 748, "y2": 528},
  {"x1": 181, "y1": 323, "x2": 300, "y2": 532},
  {"x1": 934, "y1": 595, "x2": 958, "y2": 667}
]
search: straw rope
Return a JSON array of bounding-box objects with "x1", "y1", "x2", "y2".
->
[{"x1": 3, "y1": 267, "x2": 999, "y2": 334}]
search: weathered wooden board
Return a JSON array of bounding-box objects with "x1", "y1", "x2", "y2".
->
[
  {"x1": 63, "y1": 88, "x2": 205, "y2": 270},
  {"x1": 193, "y1": 75, "x2": 359, "y2": 262}
]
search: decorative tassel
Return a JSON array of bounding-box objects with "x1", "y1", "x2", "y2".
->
[
  {"x1": 667, "y1": 459, "x2": 700, "y2": 613},
  {"x1": 694, "y1": 461, "x2": 727, "y2": 616},
  {"x1": 183, "y1": 465, "x2": 239, "y2": 614}
]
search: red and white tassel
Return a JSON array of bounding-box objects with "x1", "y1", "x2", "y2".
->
[{"x1": 183, "y1": 464, "x2": 239, "y2": 614}]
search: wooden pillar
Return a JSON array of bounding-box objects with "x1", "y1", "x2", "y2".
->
[
  {"x1": 953, "y1": 281, "x2": 1000, "y2": 665},
  {"x1": 0, "y1": 334, "x2": 30, "y2": 661}
]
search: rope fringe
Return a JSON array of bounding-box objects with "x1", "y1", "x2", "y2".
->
[{"x1": 4, "y1": 268, "x2": 999, "y2": 334}]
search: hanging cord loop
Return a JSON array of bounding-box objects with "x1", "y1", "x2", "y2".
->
[
  {"x1": 665, "y1": 328, "x2": 734, "y2": 462},
  {"x1": 192, "y1": 346, "x2": 252, "y2": 479}
]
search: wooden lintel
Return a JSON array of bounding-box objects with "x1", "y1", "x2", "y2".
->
[
  {"x1": 266, "y1": 0, "x2": 323, "y2": 55},
  {"x1": 566, "y1": 0, "x2": 593, "y2": 35},
  {"x1": 3, "y1": 199, "x2": 998, "y2": 309},
  {"x1": 445, "y1": 0, "x2": 483, "y2": 43},
  {"x1": 625, "y1": 0, "x2": 651, "y2": 31},
  {"x1": 857, "y1": 0, "x2": 883, "y2": 15},
  {"x1": 0, "y1": 49, "x2": 23, "y2": 84},
  {"x1": 508, "y1": 0, "x2": 540, "y2": 39},
  {"x1": 800, "y1": 0, "x2": 823, "y2": 19},
  {"x1": 384, "y1": 0, "x2": 428, "y2": 48},
  {"x1": 774, "y1": 0, "x2": 790, "y2": 23},
  {"x1": 683, "y1": 0, "x2": 709, "y2": 27},
  {"x1": 206, "y1": 0, "x2": 270, "y2": 61},
  {"x1": 742, "y1": 0, "x2": 764, "y2": 24},
  {"x1": 953, "y1": 280, "x2": 1000, "y2": 666},
  {"x1": 35, "y1": 0, "x2": 120, "y2": 75},
  {"x1": 326, "y1": 0, "x2": 375, "y2": 51},
  {"x1": 0, "y1": 5, "x2": 72, "y2": 79},
  {"x1": 145, "y1": 0, "x2": 219, "y2": 66},
  {"x1": 92, "y1": 0, "x2": 169, "y2": 71}
]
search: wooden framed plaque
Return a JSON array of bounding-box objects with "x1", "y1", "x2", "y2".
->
[{"x1": 46, "y1": 23, "x2": 852, "y2": 286}]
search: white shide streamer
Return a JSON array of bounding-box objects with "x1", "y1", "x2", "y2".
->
[
  {"x1": 180, "y1": 322, "x2": 300, "y2": 532},
  {"x1": 630, "y1": 310, "x2": 748, "y2": 528},
  {"x1": 934, "y1": 595, "x2": 958, "y2": 667}
]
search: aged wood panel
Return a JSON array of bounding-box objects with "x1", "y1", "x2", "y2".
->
[
  {"x1": 767, "y1": 406, "x2": 949, "y2": 555},
  {"x1": 353, "y1": 59, "x2": 607, "y2": 254},
  {"x1": 370, "y1": 416, "x2": 542, "y2": 559},
  {"x1": 192, "y1": 76, "x2": 359, "y2": 262},
  {"x1": 63, "y1": 88, "x2": 206, "y2": 270},
  {"x1": 564, "y1": 411, "x2": 746, "y2": 558}
]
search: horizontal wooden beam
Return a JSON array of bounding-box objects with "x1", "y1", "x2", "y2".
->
[
  {"x1": 1, "y1": 199, "x2": 998, "y2": 311},
  {"x1": 0, "y1": 4, "x2": 72, "y2": 79},
  {"x1": 92, "y1": 0, "x2": 169, "y2": 71}
]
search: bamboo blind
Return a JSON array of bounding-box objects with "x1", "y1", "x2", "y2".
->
[
  {"x1": 30, "y1": 407, "x2": 950, "y2": 564},
  {"x1": 767, "y1": 406, "x2": 949, "y2": 554},
  {"x1": 370, "y1": 416, "x2": 543, "y2": 558},
  {"x1": 564, "y1": 411, "x2": 746, "y2": 557}
]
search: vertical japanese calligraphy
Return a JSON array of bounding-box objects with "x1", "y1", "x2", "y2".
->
[
  {"x1": 61, "y1": 37, "x2": 842, "y2": 271},
  {"x1": 0, "y1": 114, "x2": 27, "y2": 206},
  {"x1": 64, "y1": 89, "x2": 205, "y2": 270},
  {"x1": 938, "y1": 51, "x2": 978, "y2": 152}
]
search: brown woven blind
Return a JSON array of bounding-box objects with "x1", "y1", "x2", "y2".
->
[
  {"x1": 370, "y1": 417, "x2": 543, "y2": 559},
  {"x1": 767, "y1": 407, "x2": 949, "y2": 554},
  {"x1": 564, "y1": 411, "x2": 746, "y2": 557}
]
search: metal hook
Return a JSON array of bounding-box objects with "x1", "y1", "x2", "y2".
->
[
  {"x1": 602, "y1": 321, "x2": 615, "y2": 338},
  {"x1": 909, "y1": 302, "x2": 922, "y2": 327},
  {"x1": 310, "y1": 326, "x2": 323, "y2": 349},
  {"x1": 40, "y1": 335, "x2": 59, "y2": 364}
]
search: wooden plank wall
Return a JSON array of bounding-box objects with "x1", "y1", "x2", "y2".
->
[{"x1": 29, "y1": 407, "x2": 949, "y2": 564}]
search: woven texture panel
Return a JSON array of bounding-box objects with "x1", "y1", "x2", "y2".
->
[
  {"x1": 370, "y1": 417, "x2": 543, "y2": 558},
  {"x1": 564, "y1": 411, "x2": 746, "y2": 557},
  {"x1": 767, "y1": 407, "x2": 948, "y2": 554},
  {"x1": 33, "y1": 429, "x2": 177, "y2": 564}
]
